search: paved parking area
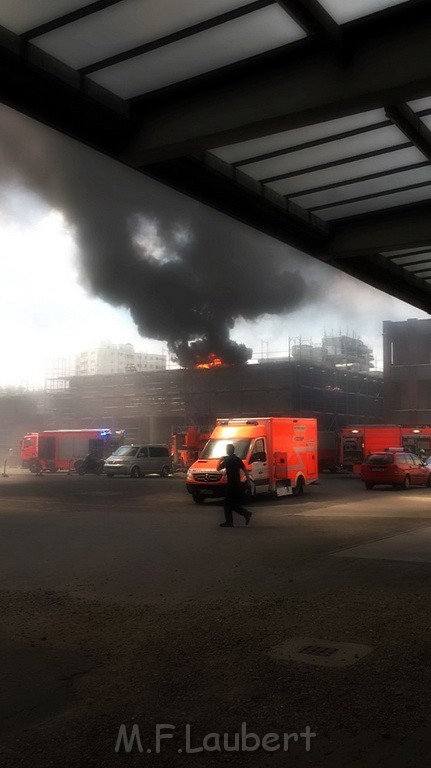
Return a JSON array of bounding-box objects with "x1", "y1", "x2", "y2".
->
[{"x1": 1, "y1": 472, "x2": 431, "y2": 767}]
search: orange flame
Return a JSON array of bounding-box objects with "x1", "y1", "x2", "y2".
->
[{"x1": 195, "y1": 353, "x2": 225, "y2": 369}]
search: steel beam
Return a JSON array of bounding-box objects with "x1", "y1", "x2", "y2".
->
[
  {"x1": 80, "y1": 0, "x2": 274, "y2": 75},
  {"x1": 327, "y1": 202, "x2": 431, "y2": 258},
  {"x1": 385, "y1": 102, "x2": 431, "y2": 162},
  {"x1": 124, "y1": 3, "x2": 431, "y2": 165},
  {"x1": 145, "y1": 156, "x2": 330, "y2": 256},
  {"x1": 324, "y1": 253, "x2": 431, "y2": 313},
  {"x1": 276, "y1": 0, "x2": 345, "y2": 61},
  {"x1": 0, "y1": 24, "x2": 129, "y2": 153}
]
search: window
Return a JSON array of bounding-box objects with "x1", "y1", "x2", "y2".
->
[
  {"x1": 200, "y1": 439, "x2": 251, "y2": 459},
  {"x1": 114, "y1": 446, "x2": 139, "y2": 456},
  {"x1": 364, "y1": 454, "x2": 394, "y2": 465},
  {"x1": 137, "y1": 447, "x2": 148, "y2": 458},
  {"x1": 409, "y1": 454, "x2": 422, "y2": 466},
  {"x1": 149, "y1": 446, "x2": 169, "y2": 458}
]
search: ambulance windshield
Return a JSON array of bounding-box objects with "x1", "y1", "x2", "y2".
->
[{"x1": 200, "y1": 439, "x2": 251, "y2": 459}]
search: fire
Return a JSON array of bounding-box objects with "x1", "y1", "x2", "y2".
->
[{"x1": 195, "y1": 353, "x2": 225, "y2": 369}]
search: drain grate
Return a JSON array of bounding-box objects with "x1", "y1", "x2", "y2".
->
[
  {"x1": 269, "y1": 637, "x2": 373, "y2": 668},
  {"x1": 298, "y1": 645, "x2": 338, "y2": 658}
]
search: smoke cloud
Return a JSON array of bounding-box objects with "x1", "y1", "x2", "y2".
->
[{"x1": 0, "y1": 105, "x2": 319, "y2": 366}]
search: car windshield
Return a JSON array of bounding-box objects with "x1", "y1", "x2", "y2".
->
[
  {"x1": 364, "y1": 453, "x2": 394, "y2": 465},
  {"x1": 200, "y1": 438, "x2": 251, "y2": 460},
  {"x1": 113, "y1": 446, "x2": 139, "y2": 457}
]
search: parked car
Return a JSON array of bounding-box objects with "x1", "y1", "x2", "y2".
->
[
  {"x1": 104, "y1": 444, "x2": 172, "y2": 478},
  {"x1": 360, "y1": 449, "x2": 431, "y2": 490}
]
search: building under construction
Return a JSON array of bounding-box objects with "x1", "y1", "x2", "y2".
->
[
  {"x1": 39, "y1": 360, "x2": 383, "y2": 443},
  {"x1": 0, "y1": 360, "x2": 383, "y2": 460}
]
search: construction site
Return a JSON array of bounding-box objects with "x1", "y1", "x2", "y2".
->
[{"x1": 0, "y1": 354, "x2": 383, "y2": 462}]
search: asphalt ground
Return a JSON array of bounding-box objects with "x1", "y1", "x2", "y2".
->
[{"x1": 1, "y1": 470, "x2": 431, "y2": 767}]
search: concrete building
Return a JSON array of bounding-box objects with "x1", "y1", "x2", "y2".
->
[
  {"x1": 75, "y1": 342, "x2": 166, "y2": 376},
  {"x1": 383, "y1": 318, "x2": 431, "y2": 424}
]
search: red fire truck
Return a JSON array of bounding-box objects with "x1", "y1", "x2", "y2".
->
[
  {"x1": 317, "y1": 430, "x2": 339, "y2": 473},
  {"x1": 20, "y1": 428, "x2": 125, "y2": 474},
  {"x1": 170, "y1": 426, "x2": 212, "y2": 470},
  {"x1": 339, "y1": 424, "x2": 431, "y2": 471}
]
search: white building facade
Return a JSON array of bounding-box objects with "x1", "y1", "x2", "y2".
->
[{"x1": 75, "y1": 342, "x2": 166, "y2": 376}]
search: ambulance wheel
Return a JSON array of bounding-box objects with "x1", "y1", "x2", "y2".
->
[
  {"x1": 192, "y1": 494, "x2": 205, "y2": 504},
  {"x1": 293, "y1": 476, "x2": 304, "y2": 496}
]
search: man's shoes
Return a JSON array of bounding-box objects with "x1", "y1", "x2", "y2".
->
[
  {"x1": 245, "y1": 511, "x2": 252, "y2": 526},
  {"x1": 220, "y1": 522, "x2": 233, "y2": 527}
]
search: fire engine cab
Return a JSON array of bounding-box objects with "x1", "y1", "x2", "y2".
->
[{"x1": 186, "y1": 417, "x2": 318, "y2": 504}]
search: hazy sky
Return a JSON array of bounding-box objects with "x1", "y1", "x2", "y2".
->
[{"x1": 0, "y1": 106, "x2": 428, "y2": 389}]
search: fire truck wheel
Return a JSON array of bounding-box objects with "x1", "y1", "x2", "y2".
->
[
  {"x1": 29, "y1": 460, "x2": 42, "y2": 475},
  {"x1": 130, "y1": 466, "x2": 141, "y2": 478},
  {"x1": 192, "y1": 494, "x2": 205, "y2": 504},
  {"x1": 292, "y1": 476, "x2": 304, "y2": 496},
  {"x1": 365, "y1": 482, "x2": 374, "y2": 490},
  {"x1": 160, "y1": 465, "x2": 170, "y2": 477},
  {"x1": 427, "y1": 474, "x2": 431, "y2": 488},
  {"x1": 49, "y1": 467, "x2": 58, "y2": 473}
]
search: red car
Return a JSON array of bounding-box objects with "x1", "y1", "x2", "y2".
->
[{"x1": 360, "y1": 450, "x2": 431, "y2": 490}]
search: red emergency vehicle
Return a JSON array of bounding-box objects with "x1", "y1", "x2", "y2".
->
[
  {"x1": 339, "y1": 424, "x2": 431, "y2": 471},
  {"x1": 317, "y1": 430, "x2": 339, "y2": 472},
  {"x1": 20, "y1": 429, "x2": 125, "y2": 474},
  {"x1": 170, "y1": 426, "x2": 212, "y2": 470},
  {"x1": 186, "y1": 417, "x2": 318, "y2": 503}
]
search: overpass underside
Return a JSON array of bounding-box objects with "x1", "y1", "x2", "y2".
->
[{"x1": 2, "y1": 0, "x2": 431, "y2": 310}]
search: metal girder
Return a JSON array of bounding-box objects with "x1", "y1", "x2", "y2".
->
[
  {"x1": 124, "y1": 3, "x2": 431, "y2": 165},
  {"x1": 0, "y1": 24, "x2": 129, "y2": 154},
  {"x1": 145, "y1": 157, "x2": 330, "y2": 256},
  {"x1": 276, "y1": 0, "x2": 345, "y2": 61},
  {"x1": 385, "y1": 103, "x2": 431, "y2": 162},
  {"x1": 80, "y1": 0, "x2": 274, "y2": 76},
  {"x1": 323, "y1": 253, "x2": 431, "y2": 314},
  {"x1": 327, "y1": 202, "x2": 431, "y2": 258},
  {"x1": 21, "y1": 0, "x2": 124, "y2": 40}
]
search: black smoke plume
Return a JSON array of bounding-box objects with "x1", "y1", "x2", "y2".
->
[{"x1": 0, "y1": 106, "x2": 317, "y2": 366}]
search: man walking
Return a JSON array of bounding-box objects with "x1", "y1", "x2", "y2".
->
[{"x1": 217, "y1": 444, "x2": 253, "y2": 527}]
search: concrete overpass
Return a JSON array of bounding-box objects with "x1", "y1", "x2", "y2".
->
[{"x1": 2, "y1": 0, "x2": 431, "y2": 310}]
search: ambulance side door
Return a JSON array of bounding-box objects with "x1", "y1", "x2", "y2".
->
[{"x1": 249, "y1": 438, "x2": 270, "y2": 492}]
